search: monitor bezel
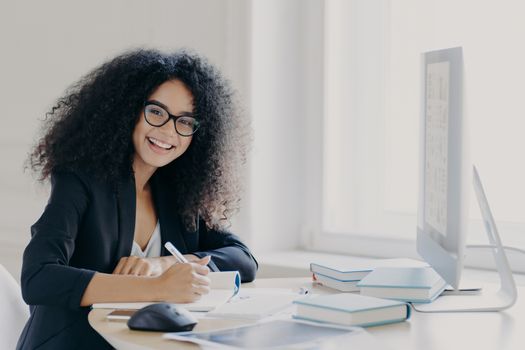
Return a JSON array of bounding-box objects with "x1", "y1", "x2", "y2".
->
[{"x1": 417, "y1": 46, "x2": 469, "y2": 289}]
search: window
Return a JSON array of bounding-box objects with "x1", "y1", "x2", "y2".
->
[{"x1": 312, "y1": 0, "x2": 525, "y2": 261}]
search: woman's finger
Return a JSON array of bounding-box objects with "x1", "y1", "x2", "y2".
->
[
  {"x1": 113, "y1": 257, "x2": 127, "y2": 274},
  {"x1": 136, "y1": 261, "x2": 153, "y2": 276},
  {"x1": 120, "y1": 256, "x2": 139, "y2": 275},
  {"x1": 193, "y1": 283, "x2": 211, "y2": 296},
  {"x1": 195, "y1": 256, "x2": 211, "y2": 266},
  {"x1": 192, "y1": 263, "x2": 210, "y2": 276},
  {"x1": 129, "y1": 260, "x2": 145, "y2": 276},
  {"x1": 192, "y1": 271, "x2": 211, "y2": 286}
]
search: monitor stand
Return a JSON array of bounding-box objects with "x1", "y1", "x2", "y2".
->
[
  {"x1": 442, "y1": 280, "x2": 482, "y2": 295},
  {"x1": 413, "y1": 166, "x2": 517, "y2": 312}
]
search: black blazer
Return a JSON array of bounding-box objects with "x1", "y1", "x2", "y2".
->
[{"x1": 17, "y1": 171, "x2": 258, "y2": 349}]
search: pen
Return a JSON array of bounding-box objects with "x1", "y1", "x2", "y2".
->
[{"x1": 164, "y1": 242, "x2": 189, "y2": 263}]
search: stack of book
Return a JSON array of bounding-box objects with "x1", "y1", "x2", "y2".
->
[
  {"x1": 310, "y1": 262, "x2": 371, "y2": 292},
  {"x1": 293, "y1": 293, "x2": 411, "y2": 327},
  {"x1": 310, "y1": 258, "x2": 429, "y2": 293},
  {"x1": 357, "y1": 266, "x2": 447, "y2": 303}
]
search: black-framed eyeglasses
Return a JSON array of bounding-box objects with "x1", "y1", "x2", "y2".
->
[{"x1": 143, "y1": 101, "x2": 200, "y2": 137}]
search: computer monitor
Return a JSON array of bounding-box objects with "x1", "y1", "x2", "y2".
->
[
  {"x1": 417, "y1": 47, "x2": 468, "y2": 290},
  {"x1": 416, "y1": 47, "x2": 516, "y2": 311}
]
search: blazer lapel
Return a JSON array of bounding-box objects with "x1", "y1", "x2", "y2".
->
[
  {"x1": 151, "y1": 174, "x2": 188, "y2": 256},
  {"x1": 115, "y1": 177, "x2": 136, "y2": 259}
]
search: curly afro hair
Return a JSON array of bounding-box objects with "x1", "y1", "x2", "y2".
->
[{"x1": 29, "y1": 49, "x2": 250, "y2": 230}]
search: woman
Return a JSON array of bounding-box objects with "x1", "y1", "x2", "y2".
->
[{"x1": 17, "y1": 49, "x2": 257, "y2": 349}]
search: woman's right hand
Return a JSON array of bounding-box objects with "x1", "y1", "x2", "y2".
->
[{"x1": 155, "y1": 262, "x2": 211, "y2": 303}]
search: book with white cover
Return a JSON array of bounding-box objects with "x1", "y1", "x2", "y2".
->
[
  {"x1": 293, "y1": 293, "x2": 410, "y2": 327},
  {"x1": 357, "y1": 267, "x2": 447, "y2": 303},
  {"x1": 310, "y1": 258, "x2": 428, "y2": 281},
  {"x1": 313, "y1": 273, "x2": 360, "y2": 292},
  {"x1": 309, "y1": 263, "x2": 371, "y2": 281},
  {"x1": 92, "y1": 271, "x2": 240, "y2": 312}
]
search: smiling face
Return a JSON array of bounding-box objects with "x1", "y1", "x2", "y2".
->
[{"x1": 132, "y1": 80, "x2": 194, "y2": 175}]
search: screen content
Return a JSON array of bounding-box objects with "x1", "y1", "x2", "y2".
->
[{"x1": 424, "y1": 61, "x2": 450, "y2": 241}]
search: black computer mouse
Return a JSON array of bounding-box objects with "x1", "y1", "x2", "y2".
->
[{"x1": 127, "y1": 303, "x2": 198, "y2": 332}]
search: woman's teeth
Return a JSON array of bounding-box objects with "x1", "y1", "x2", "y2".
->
[{"x1": 148, "y1": 137, "x2": 173, "y2": 150}]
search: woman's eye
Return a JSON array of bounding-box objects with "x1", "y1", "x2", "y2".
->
[
  {"x1": 179, "y1": 118, "x2": 194, "y2": 127},
  {"x1": 150, "y1": 108, "x2": 163, "y2": 116}
]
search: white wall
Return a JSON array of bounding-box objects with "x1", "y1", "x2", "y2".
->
[
  {"x1": 0, "y1": 0, "x2": 323, "y2": 280},
  {"x1": 0, "y1": 0, "x2": 252, "y2": 279},
  {"x1": 249, "y1": 0, "x2": 324, "y2": 254}
]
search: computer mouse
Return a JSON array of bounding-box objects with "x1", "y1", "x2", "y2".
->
[{"x1": 127, "y1": 303, "x2": 198, "y2": 332}]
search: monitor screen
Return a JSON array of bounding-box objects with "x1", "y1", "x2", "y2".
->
[
  {"x1": 424, "y1": 59, "x2": 450, "y2": 244},
  {"x1": 417, "y1": 47, "x2": 469, "y2": 289}
]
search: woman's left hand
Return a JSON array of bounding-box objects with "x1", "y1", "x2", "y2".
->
[{"x1": 113, "y1": 256, "x2": 176, "y2": 277}]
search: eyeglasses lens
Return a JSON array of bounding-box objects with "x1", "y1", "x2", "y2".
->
[{"x1": 144, "y1": 104, "x2": 199, "y2": 136}]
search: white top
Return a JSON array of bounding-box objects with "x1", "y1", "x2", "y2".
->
[{"x1": 130, "y1": 221, "x2": 161, "y2": 258}]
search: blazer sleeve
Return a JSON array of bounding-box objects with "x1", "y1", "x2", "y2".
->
[
  {"x1": 192, "y1": 221, "x2": 258, "y2": 283},
  {"x1": 20, "y1": 171, "x2": 96, "y2": 310}
]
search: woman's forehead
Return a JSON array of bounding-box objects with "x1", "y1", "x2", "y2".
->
[{"x1": 148, "y1": 80, "x2": 194, "y2": 114}]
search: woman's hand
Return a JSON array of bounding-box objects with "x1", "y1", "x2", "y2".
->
[
  {"x1": 155, "y1": 262, "x2": 211, "y2": 303},
  {"x1": 113, "y1": 256, "x2": 174, "y2": 276},
  {"x1": 183, "y1": 254, "x2": 211, "y2": 265},
  {"x1": 113, "y1": 255, "x2": 211, "y2": 277}
]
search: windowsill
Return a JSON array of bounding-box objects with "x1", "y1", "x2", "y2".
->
[{"x1": 256, "y1": 249, "x2": 525, "y2": 286}]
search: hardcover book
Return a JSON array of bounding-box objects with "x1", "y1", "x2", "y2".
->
[
  {"x1": 293, "y1": 293, "x2": 411, "y2": 327},
  {"x1": 357, "y1": 267, "x2": 447, "y2": 303}
]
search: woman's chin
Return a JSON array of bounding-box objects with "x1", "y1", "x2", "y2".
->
[{"x1": 145, "y1": 158, "x2": 173, "y2": 169}]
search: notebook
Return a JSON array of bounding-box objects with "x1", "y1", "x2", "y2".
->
[
  {"x1": 357, "y1": 267, "x2": 447, "y2": 303},
  {"x1": 92, "y1": 271, "x2": 240, "y2": 312},
  {"x1": 293, "y1": 293, "x2": 410, "y2": 327}
]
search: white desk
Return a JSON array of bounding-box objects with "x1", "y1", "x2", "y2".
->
[{"x1": 89, "y1": 278, "x2": 524, "y2": 350}]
